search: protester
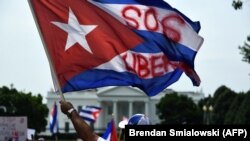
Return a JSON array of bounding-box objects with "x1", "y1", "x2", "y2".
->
[
  {"x1": 127, "y1": 113, "x2": 151, "y2": 125},
  {"x1": 60, "y1": 101, "x2": 105, "y2": 141},
  {"x1": 60, "y1": 101, "x2": 151, "y2": 141}
]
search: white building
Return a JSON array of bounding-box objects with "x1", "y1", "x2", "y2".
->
[{"x1": 43, "y1": 86, "x2": 204, "y2": 135}]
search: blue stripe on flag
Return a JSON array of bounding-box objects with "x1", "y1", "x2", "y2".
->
[
  {"x1": 82, "y1": 117, "x2": 96, "y2": 123},
  {"x1": 63, "y1": 68, "x2": 183, "y2": 96},
  {"x1": 102, "y1": 118, "x2": 117, "y2": 141},
  {"x1": 102, "y1": 121, "x2": 112, "y2": 139},
  {"x1": 79, "y1": 105, "x2": 102, "y2": 123},
  {"x1": 81, "y1": 109, "x2": 93, "y2": 114},
  {"x1": 130, "y1": 30, "x2": 197, "y2": 66}
]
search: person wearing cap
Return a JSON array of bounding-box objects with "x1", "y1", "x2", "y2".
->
[
  {"x1": 60, "y1": 101, "x2": 151, "y2": 141},
  {"x1": 120, "y1": 113, "x2": 151, "y2": 141},
  {"x1": 127, "y1": 113, "x2": 151, "y2": 125}
]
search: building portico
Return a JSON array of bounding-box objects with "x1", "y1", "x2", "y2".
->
[
  {"x1": 42, "y1": 86, "x2": 204, "y2": 135},
  {"x1": 97, "y1": 86, "x2": 150, "y2": 127}
]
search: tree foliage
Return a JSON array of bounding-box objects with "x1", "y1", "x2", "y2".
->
[
  {"x1": 212, "y1": 86, "x2": 237, "y2": 124},
  {"x1": 156, "y1": 85, "x2": 250, "y2": 125},
  {"x1": 224, "y1": 93, "x2": 245, "y2": 124},
  {"x1": 0, "y1": 85, "x2": 49, "y2": 133},
  {"x1": 239, "y1": 35, "x2": 250, "y2": 64},
  {"x1": 156, "y1": 92, "x2": 202, "y2": 124},
  {"x1": 204, "y1": 85, "x2": 250, "y2": 125},
  {"x1": 233, "y1": 91, "x2": 250, "y2": 124},
  {"x1": 232, "y1": 0, "x2": 243, "y2": 10},
  {"x1": 232, "y1": 1, "x2": 250, "y2": 65}
]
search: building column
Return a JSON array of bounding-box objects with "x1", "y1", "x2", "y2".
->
[
  {"x1": 113, "y1": 100, "x2": 117, "y2": 125},
  {"x1": 129, "y1": 101, "x2": 133, "y2": 118},
  {"x1": 144, "y1": 100, "x2": 149, "y2": 116},
  {"x1": 97, "y1": 101, "x2": 103, "y2": 130}
]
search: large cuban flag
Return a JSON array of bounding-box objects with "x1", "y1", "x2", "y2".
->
[{"x1": 29, "y1": 0, "x2": 203, "y2": 96}]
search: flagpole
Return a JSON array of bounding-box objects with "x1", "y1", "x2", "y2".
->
[
  {"x1": 55, "y1": 133, "x2": 58, "y2": 141},
  {"x1": 27, "y1": 0, "x2": 65, "y2": 101},
  {"x1": 118, "y1": 128, "x2": 122, "y2": 141}
]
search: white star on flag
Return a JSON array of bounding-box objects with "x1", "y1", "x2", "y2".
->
[{"x1": 51, "y1": 8, "x2": 97, "y2": 54}]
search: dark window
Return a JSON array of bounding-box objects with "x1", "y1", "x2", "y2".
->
[
  {"x1": 77, "y1": 105, "x2": 82, "y2": 112},
  {"x1": 65, "y1": 122, "x2": 69, "y2": 133}
]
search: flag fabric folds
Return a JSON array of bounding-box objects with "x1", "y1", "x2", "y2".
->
[
  {"x1": 102, "y1": 118, "x2": 118, "y2": 141},
  {"x1": 79, "y1": 105, "x2": 102, "y2": 123},
  {"x1": 30, "y1": 0, "x2": 203, "y2": 96},
  {"x1": 49, "y1": 102, "x2": 59, "y2": 134}
]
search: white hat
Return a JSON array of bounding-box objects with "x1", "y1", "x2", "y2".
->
[
  {"x1": 38, "y1": 138, "x2": 45, "y2": 141},
  {"x1": 127, "y1": 114, "x2": 151, "y2": 125}
]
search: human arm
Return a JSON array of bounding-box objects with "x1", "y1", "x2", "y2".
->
[{"x1": 59, "y1": 101, "x2": 100, "y2": 141}]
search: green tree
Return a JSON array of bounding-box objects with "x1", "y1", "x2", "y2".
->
[
  {"x1": 212, "y1": 86, "x2": 237, "y2": 124},
  {"x1": 206, "y1": 85, "x2": 250, "y2": 125},
  {"x1": 232, "y1": 1, "x2": 250, "y2": 65},
  {"x1": 244, "y1": 91, "x2": 250, "y2": 124},
  {"x1": 0, "y1": 85, "x2": 49, "y2": 133},
  {"x1": 213, "y1": 85, "x2": 230, "y2": 101},
  {"x1": 239, "y1": 35, "x2": 250, "y2": 64},
  {"x1": 156, "y1": 92, "x2": 202, "y2": 124},
  {"x1": 232, "y1": 0, "x2": 243, "y2": 10},
  {"x1": 224, "y1": 93, "x2": 245, "y2": 124},
  {"x1": 198, "y1": 94, "x2": 213, "y2": 108},
  {"x1": 233, "y1": 90, "x2": 250, "y2": 124}
]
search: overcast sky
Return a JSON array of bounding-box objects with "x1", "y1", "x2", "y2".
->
[{"x1": 0, "y1": 0, "x2": 249, "y2": 102}]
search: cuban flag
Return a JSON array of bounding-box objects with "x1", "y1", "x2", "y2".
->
[
  {"x1": 102, "y1": 118, "x2": 118, "y2": 141},
  {"x1": 11, "y1": 131, "x2": 19, "y2": 141},
  {"x1": 30, "y1": 0, "x2": 203, "y2": 96},
  {"x1": 49, "y1": 102, "x2": 59, "y2": 134},
  {"x1": 79, "y1": 105, "x2": 102, "y2": 123}
]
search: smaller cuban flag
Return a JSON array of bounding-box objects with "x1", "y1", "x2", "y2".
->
[
  {"x1": 11, "y1": 131, "x2": 19, "y2": 141},
  {"x1": 79, "y1": 105, "x2": 102, "y2": 123},
  {"x1": 49, "y1": 102, "x2": 59, "y2": 134},
  {"x1": 102, "y1": 118, "x2": 118, "y2": 141}
]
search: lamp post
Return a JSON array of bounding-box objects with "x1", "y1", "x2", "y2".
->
[
  {"x1": 208, "y1": 105, "x2": 213, "y2": 124},
  {"x1": 0, "y1": 106, "x2": 7, "y2": 113},
  {"x1": 203, "y1": 105, "x2": 213, "y2": 125},
  {"x1": 202, "y1": 105, "x2": 207, "y2": 124}
]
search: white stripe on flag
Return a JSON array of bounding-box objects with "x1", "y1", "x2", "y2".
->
[{"x1": 89, "y1": 1, "x2": 203, "y2": 51}]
